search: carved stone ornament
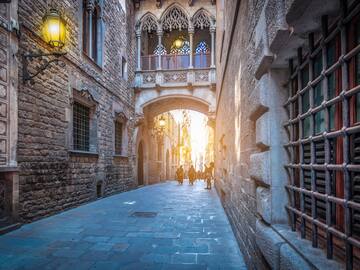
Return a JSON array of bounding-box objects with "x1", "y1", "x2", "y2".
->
[
  {"x1": 162, "y1": 6, "x2": 189, "y2": 31},
  {"x1": 141, "y1": 14, "x2": 158, "y2": 33},
  {"x1": 192, "y1": 9, "x2": 211, "y2": 29}
]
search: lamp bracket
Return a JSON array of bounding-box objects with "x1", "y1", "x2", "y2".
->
[{"x1": 22, "y1": 50, "x2": 67, "y2": 83}]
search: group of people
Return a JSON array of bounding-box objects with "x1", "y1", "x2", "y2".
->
[{"x1": 175, "y1": 162, "x2": 214, "y2": 189}]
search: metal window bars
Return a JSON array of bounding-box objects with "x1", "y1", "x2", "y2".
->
[
  {"x1": 73, "y1": 101, "x2": 90, "y2": 152},
  {"x1": 284, "y1": 1, "x2": 360, "y2": 269},
  {"x1": 115, "y1": 121, "x2": 123, "y2": 155}
]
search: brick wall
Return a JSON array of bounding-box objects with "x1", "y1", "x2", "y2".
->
[{"x1": 17, "y1": 0, "x2": 136, "y2": 222}]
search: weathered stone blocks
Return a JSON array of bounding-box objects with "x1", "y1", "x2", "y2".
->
[
  {"x1": 255, "y1": 112, "x2": 270, "y2": 150},
  {"x1": 249, "y1": 151, "x2": 270, "y2": 185},
  {"x1": 256, "y1": 186, "x2": 271, "y2": 224},
  {"x1": 256, "y1": 219, "x2": 285, "y2": 270},
  {"x1": 280, "y1": 244, "x2": 312, "y2": 270}
]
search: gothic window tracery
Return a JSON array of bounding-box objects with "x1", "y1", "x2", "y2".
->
[
  {"x1": 162, "y1": 6, "x2": 189, "y2": 31},
  {"x1": 154, "y1": 44, "x2": 167, "y2": 55},
  {"x1": 192, "y1": 9, "x2": 211, "y2": 29},
  {"x1": 195, "y1": 41, "x2": 209, "y2": 54},
  {"x1": 141, "y1": 14, "x2": 157, "y2": 33}
]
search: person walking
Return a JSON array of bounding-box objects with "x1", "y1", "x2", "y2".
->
[
  {"x1": 205, "y1": 163, "x2": 214, "y2": 189},
  {"x1": 188, "y1": 165, "x2": 196, "y2": 185},
  {"x1": 177, "y1": 165, "x2": 184, "y2": 185}
]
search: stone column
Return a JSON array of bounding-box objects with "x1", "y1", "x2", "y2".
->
[
  {"x1": 136, "y1": 29, "x2": 142, "y2": 71},
  {"x1": 189, "y1": 27, "x2": 194, "y2": 69},
  {"x1": 86, "y1": 1, "x2": 94, "y2": 57},
  {"x1": 210, "y1": 25, "x2": 216, "y2": 68},
  {"x1": 156, "y1": 28, "x2": 163, "y2": 70}
]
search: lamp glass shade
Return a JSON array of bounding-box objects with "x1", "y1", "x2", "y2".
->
[{"x1": 42, "y1": 9, "x2": 66, "y2": 48}]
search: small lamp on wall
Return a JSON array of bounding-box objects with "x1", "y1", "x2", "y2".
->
[
  {"x1": 22, "y1": 7, "x2": 67, "y2": 83},
  {"x1": 159, "y1": 115, "x2": 166, "y2": 129}
]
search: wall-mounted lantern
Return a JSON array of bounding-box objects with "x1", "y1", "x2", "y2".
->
[
  {"x1": 152, "y1": 115, "x2": 167, "y2": 140},
  {"x1": 42, "y1": 8, "x2": 66, "y2": 48},
  {"x1": 158, "y1": 115, "x2": 166, "y2": 128},
  {"x1": 23, "y1": 7, "x2": 67, "y2": 83}
]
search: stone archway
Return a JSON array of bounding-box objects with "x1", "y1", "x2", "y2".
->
[{"x1": 137, "y1": 141, "x2": 144, "y2": 186}]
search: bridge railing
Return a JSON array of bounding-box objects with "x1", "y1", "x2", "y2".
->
[{"x1": 140, "y1": 53, "x2": 211, "y2": 71}]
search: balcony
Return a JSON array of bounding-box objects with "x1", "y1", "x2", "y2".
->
[
  {"x1": 141, "y1": 53, "x2": 211, "y2": 71},
  {"x1": 135, "y1": 51, "x2": 215, "y2": 90}
]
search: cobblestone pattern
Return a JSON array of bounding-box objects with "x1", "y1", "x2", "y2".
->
[{"x1": 17, "y1": 0, "x2": 136, "y2": 222}]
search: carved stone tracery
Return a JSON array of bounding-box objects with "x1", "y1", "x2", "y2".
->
[
  {"x1": 141, "y1": 14, "x2": 158, "y2": 33},
  {"x1": 162, "y1": 6, "x2": 189, "y2": 31},
  {"x1": 192, "y1": 9, "x2": 211, "y2": 29}
]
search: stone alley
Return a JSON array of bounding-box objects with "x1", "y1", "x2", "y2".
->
[
  {"x1": 1, "y1": 0, "x2": 359, "y2": 269},
  {"x1": 0, "y1": 181, "x2": 246, "y2": 270}
]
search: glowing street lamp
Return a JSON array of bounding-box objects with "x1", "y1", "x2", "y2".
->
[
  {"x1": 42, "y1": 8, "x2": 66, "y2": 48},
  {"x1": 159, "y1": 115, "x2": 166, "y2": 129},
  {"x1": 22, "y1": 7, "x2": 67, "y2": 82}
]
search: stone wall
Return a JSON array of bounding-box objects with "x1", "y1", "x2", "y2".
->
[
  {"x1": 16, "y1": 0, "x2": 137, "y2": 222},
  {"x1": 215, "y1": 0, "x2": 344, "y2": 269}
]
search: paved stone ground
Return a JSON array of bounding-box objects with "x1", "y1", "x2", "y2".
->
[{"x1": 0, "y1": 181, "x2": 247, "y2": 270}]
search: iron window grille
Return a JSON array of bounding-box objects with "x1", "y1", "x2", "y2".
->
[
  {"x1": 73, "y1": 101, "x2": 90, "y2": 151},
  {"x1": 114, "y1": 121, "x2": 123, "y2": 155},
  {"x1": 284, "y1": 1, "x2": 360, "y2": 269}
]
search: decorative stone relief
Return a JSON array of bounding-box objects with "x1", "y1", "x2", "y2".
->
[
  {"x1": 0, "y1": 121, "x2": 6, "y2": 135},
  {"x1": 0, "y1": 27, "x2": 8, "y2": 166},
  {"x1": 0, "y1": 67, "x2": 6, "y2": 82},
  {"x1": 163, "y1": 71, "x2": 187, "y2": 83},
  {"x1": 0, "y1": 102, "x2": 6, "y2": 118},
  {"x1": 195, "y1": 70, "x2": 209, "y2": 82},
  {"x1": 0, "y1": 139, "x2": 5, "y2": 154},
  {"x1": 143, "y1": 72, "x2": 156, "y2": 84}
]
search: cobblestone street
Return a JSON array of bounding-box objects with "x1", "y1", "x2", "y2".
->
[{"x1": 0, "y1": 181, "x2": 246, "y2": 270}]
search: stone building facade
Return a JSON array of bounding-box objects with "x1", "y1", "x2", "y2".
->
[
  {"x1": 133, "y1": 0, "x2": 217, "y2": 185},
  {"x1": 0, "y1": 0, "x2": 137, "y2": 227},
  {"x1": 216, "y1": 0, "x2": 360, "y2": 269}
]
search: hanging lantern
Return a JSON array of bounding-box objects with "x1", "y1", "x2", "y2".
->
[{"x1": 42, "y1": 8, "x2": 66, "y2": 48}]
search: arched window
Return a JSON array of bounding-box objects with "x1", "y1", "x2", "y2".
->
[
  {"x1": 195, "y1": 41, "x2": 210, "y2": 54},
  {"x1": 192, "y1": 9, "x2": 211, "y2": 30},
  {"x1": 83, "y1": 0, "x2": 104, "y2": 65},
  {"x1": 141, "y1": 14, "x2": 157, "y2": 33},
  {"x1": 162, "y1": 5, "x2": 189, "y2": 31},
  {"x1": 154, "y1": 44, "x2": 167, "y2": 56}
]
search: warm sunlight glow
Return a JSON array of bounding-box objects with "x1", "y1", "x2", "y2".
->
[{"x1": 170, "y1": 110, "x2": 213, "y2": 170}]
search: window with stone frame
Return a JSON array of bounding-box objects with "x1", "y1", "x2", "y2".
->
[
  {"x1": 73, "y1": 101, "x2": 90, "y2": 151},
  {"x1": 72, "y1": 89, "x2": 98, "y2": 153},
  {"x1": 114, "y1": 120, "x2": 123, "y2": 155},
  {"x1": 113, "y1": 111, "x2": 127, "y2": 156},
  {"x1": 121, "y1": 56, "x2": 128, "y2": 80},
  {"x1": 284, "y1": 2, "x2": 360, "y2": 268},
  {"x1": 83, "y1": 0, "x2": 104, "y2": 65}
]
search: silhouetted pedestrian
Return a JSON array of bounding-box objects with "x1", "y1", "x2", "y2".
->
[
  {"x1": 176, "y1": 166, "x2": 184, "y2": 185},
  {"x1": 188, "y1": 165, "x2": 196, "y2": 185}
]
